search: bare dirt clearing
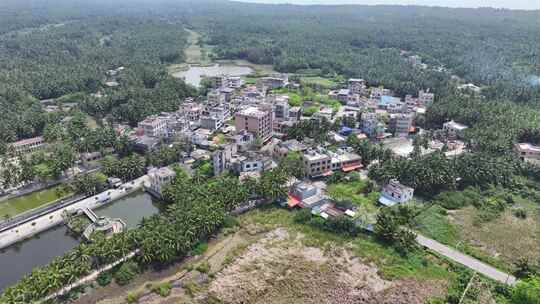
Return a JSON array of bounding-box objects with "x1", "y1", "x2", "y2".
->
[
  {"x1": 206, "y1": 228, "x2": 443, "y2": 304},
  {"x1": 74, "y1": 208, "x2": 449, "y2": 304}
]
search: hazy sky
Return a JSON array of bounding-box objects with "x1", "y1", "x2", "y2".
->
[{"x1": 240, "y1": 0, "x2": 540, "y2": 10}]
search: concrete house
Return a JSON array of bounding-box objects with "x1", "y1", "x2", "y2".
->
[
  {"x1": 378, "y1": 179, "x2": 414, "y2": 206},
  {"x1": 515, "y1": 143, "x2": 540, "y2": 165}
]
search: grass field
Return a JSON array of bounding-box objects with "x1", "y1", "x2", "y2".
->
[
  {"x1": 0, "y1": 185, "x2": 72, "y2": 218},
  {"x1": 184, "y1": 29, "x2": 206, "y2": 64},
  {"x1": 415, "y1": 193, "x2": 540, "y2": 273},
  {"x1": 300, "y1": 76, "x2": 338, "y2": 88},
  {"x1": 327, "y1": 180, "x2": 380, "y2": 224},
  {"x1": 451, "y1": 201, "x2": 540, "y2": 269}
]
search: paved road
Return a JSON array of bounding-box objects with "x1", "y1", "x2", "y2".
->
[
  {"x1": 0, "y1": 175, "x2": 149, "y2": 250},
  {"x1": 416, "y1": 234, "x2": 517, "y2": 285},
  {"x1": 0, "y1": 194, "x2": 86, "y2": 233}
]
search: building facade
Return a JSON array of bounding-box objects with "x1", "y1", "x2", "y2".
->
[{"x1": 235, "y1": 105, "x2": 274, "y2": 143}]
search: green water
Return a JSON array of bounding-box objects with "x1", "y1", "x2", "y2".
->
[
  {"x1": 0, "y1": 186, "x2": 72, "y2": 218},
  {"x1": 0, "y1": 191, "x2": 161, "y2": 291}
]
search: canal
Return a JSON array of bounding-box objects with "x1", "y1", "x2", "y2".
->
[{"x1": 0, "y1": 191, "x2": 160, "y2": 291}]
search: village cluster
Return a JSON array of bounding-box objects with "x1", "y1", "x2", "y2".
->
[{"x1": 7, "y1": 70, "x2": 540, "y2": 224}]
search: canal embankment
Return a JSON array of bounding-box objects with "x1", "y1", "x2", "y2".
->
[
  {"x1": 0, "y1": 175, "x2": 148, "y2": 250},
  {"x1": 0, "y1": 189, "x2": 160, "y2": 291}
]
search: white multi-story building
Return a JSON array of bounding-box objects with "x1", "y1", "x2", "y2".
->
[
  {"x1": 515, "y1": 143, "x2": 540, "y2": 165},
  {"x1": 227, "y1": 76, "x2": 244, "y2": 89},
  {"x1": 392, "y1": 113, "x2": 414, "y2": 137},
  {"x1": 379, "y1": 179, "x2": 414, "y2": 206},
  {"x1": 138, "y1": 116, "x2": 168, "y2": 138},
  {"x1": 212, "y1": 144, "x2": 238, "y2": 176},
  {"x1": 370, "y1": 87, "x2": 392, "y2": 100},
  {"x1": 181, "y1": 102, "x2": 203, "y2": 122},
  {"x1": 147, "y1": 167, "x2": 176, "y2": 198},
  {"x1": 443, "y1": 120, "x2": 468, "y2": 138},
  {"x1": 329, "y1": 150, "x2": 363, "y2": 173},
  {"x1": 419, "y1": 90, "x2": 435, "y2": 106}
]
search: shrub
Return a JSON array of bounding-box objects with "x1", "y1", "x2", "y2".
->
[
  {"x1": 126, "y1": 291, "x2": 141, "y2": 303},
  {"x1": 192, "y1": 242, "x2": 208, "y2": 256},
  {"x1": 196, "y1": 261, "x2": 211, "y2": 274},
  {"x1": 512, "y1": 276, "x2": 540, "y2": 304},
  {"x1": 152, "y1": 282, "x2": 172, "y2": 297},
  {"x1": 222, "y1": 215, "x2": 238, "y2": 228},
  {"x1": 514, "y1": 208, "x2": 528, "y2": 219},
  {"x1": 183, "y1": 281, "x2": 201, "y2": 297},
  {"x1": 96, "y1": 271, "x2": 112, "y2": 286},
  {"x1": 114, "y1": 261, "x2": 139, "y2": 286},
  {"x1": 293, "y1": 209, "x2": 312, "y2": 224},
  {"x1": 435, "y1": 191, "x2": 468, "y2": 210}
]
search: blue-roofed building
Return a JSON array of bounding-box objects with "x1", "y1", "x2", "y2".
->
[
  {"x1": 378, "y1": 179, "x2": 414, "y2": 206},
  {"x1": 339, "y1": 126, "x2": 353, "y2": 136},
  {"x1": 379, "y1": 95, "x2": 402, "y2": 108}
]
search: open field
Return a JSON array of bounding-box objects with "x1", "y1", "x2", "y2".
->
[
  {"x1": 416, "y1": 195, "x2": 540, "y2": 273},
  {"x1": 215, "y1": 59, "x2": 277, "y2": 76},
  {"x1": 75, "y1": 207, "x2": 456, "y2": 304},
  {"x1": 300, "y1": 76, "x2": 338, "y2": 88},
  {"x1": 327, "y1": 180, "x2": 380, "y2": 224},
  {"x1": 450, "y1": 202, "x2": 540, "y2": 268},
  {"x1": 0, "y1": 185, "x2": 71, "y2": 218},
  {"x1": 184, "y1": 29, "x2": 206, "y2": 64}
]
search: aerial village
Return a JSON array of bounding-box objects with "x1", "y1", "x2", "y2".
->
[
  {"x1": 4, "y1": 65, "x2": 478, "y2": 231},
  {"x1": 7, "y1": 58, "x2": 539, "y2": 239}
]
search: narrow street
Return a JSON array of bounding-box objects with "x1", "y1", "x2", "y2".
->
[{"x1": 416, "y1": 234, "x2": 517, "y2": 285}]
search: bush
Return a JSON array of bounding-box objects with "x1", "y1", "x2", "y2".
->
[
  {"x1": 324, "y1": 216, "x2": 361, "y2": 236},
  {"x1": 114, "y1": 261, "x2": 139, "y2": 286},
  {"x1": 222, "y1": 215, "x2": 238, "y2": 228},
  {"x1": 96, "y1": 271, "x2": 112, "y2": 286},
  {"x1": 196, "y1": 261, "x2": 211, "y2": 274},
  {"x1": 183, "y1": 281, "x2": 201, "y2": 296},
  {"x1": 126, "y1": 291, "x2": 141, "y2": 303},
  {"x1": 512, "y1": 276, "x2": 540, "y2": 304},
  {"x1": 192, "y1": 242, "x2": 208, "y2": 256},
  {"x1": 293, "y1": 209, "x2": 312, "y2": 224},
  {"x1": 152, "y1": 282, "x2": 172, "y2": 297},
  {"x1": 514, "y1": 208, "x2": 528, "y2": 219},
  {"x1": 435, "y1": 191, "x2": 468, "y2": 210}
]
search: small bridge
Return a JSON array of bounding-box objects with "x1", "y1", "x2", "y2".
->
[{"x1": 81, "y1": 208, "x2": 99, "y2": 223}]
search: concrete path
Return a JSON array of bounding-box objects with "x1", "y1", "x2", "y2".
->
[
  {"x1": 41, "y1": 250, "x2": 140, "y2": 303},
  {"x1": 416, "y1": 234, "x2": 517, "y2": 285}
]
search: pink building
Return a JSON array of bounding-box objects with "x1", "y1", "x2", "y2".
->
[{"x1": 235, "y1": 106, "x2": 273, "y2": 143}]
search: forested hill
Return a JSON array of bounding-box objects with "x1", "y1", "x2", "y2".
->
[
  {"x1": 3, "y1": 0, "x2": 540, "y2": 151},
  {"x1": 192, "y1": 2, "x2": 540, "y2": 100},
  {"x1": 0, "y1": 0, "x2": 196, "y2": 150}
]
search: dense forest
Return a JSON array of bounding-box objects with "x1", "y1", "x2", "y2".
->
[
  {"x1": 197, "y1": 2, "x2": 540, "y2": 99},
  {"x1": 3, "y1": 0, "x2": 540, "y2": 302},
  {"x1": 0, "y1": 0, "x2": 195, "y2": 151},
  {"x1": 3, "y1": 0, "x2": 540, "y2": 151}
]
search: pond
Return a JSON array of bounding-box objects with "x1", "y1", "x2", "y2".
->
[
  {"x1": 172, "y1": 64, "x2": 254, "y2": 87},
  {"x1": 0, "y1": 191, "x2": 160, "y2": 291}
]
